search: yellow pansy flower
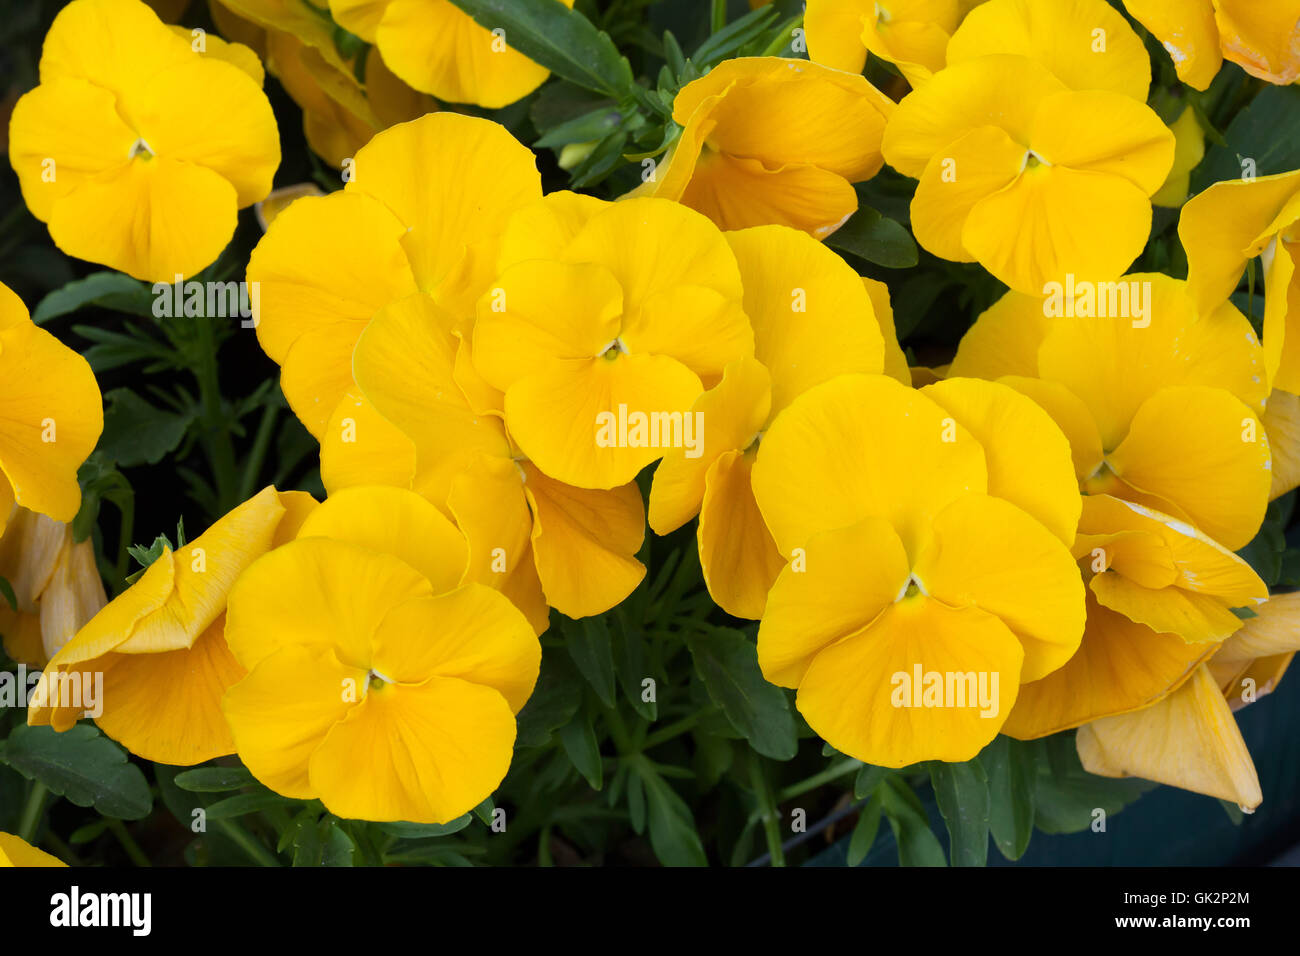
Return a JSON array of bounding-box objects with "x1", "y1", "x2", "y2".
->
[
  {"x1": 344, "y1": 285, "x2": 647, "y2": 627},
  {"x1": 805, "y1": 0, "x2": 960, "y2": 88},
  {"x1": 633, "y1": 58, "x2": 895, "y2": 238},
  {"x1": 471, "y1": 195, "x2": 754, "y2": 490},
  {"x1": 1181, "y1": 168, "x2": 1300, "y2": 394},
  {"x1": 751, "y1": 374, "x2": 1085, "y2": 766},
  {"x1": 0, "y1": 282, "x2": 102, "y2": 530},
  {"x1": 247, "y1": 112, "x2": 541, "y2": 439},
  {"x1": 7, "y1": 0, "x2": 279, "y2": 282},
  {"x1": 327, "y1": 0, "x2": 574, "y2": 109},
  {"x1": 27, "y1": 487, "x2": 315, "y2": 766},
  {"x1": 1078, "y1": 591, "x2": 1300, "y2": 808},
  {"x1": 223, "y1": 485, "x2": 539, "y2": 824},
  {"x1": 0, "y1": 509, "x2": 106, "y2": 668},
  {"x1": 951, "y1": 275, "x2": 1270, "y2": 551},
  {"x1": 0, "y1": 832, "x2": 65, "y2": 867},
  {"x1": 882, "y1": 55, "x2": 1174, "y2": 295},
  {"x1": 648, "y1": 225, "x2": 889, "y2": 619},
  {"x1": 1124, "y1": 0, "x2": 1300, "y2": 90}
]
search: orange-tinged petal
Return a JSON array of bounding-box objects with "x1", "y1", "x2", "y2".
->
[
  {"x1": 1004, "y1": 591, "x2": 1214, "y2": 737},
  {"x1": 95, "y1": 615, "x2": 245, "y2": 764},
  {"x1": 1090, "y1": 572, "x2": 1245, "y2": 644},
  {"x1": 1214, "y1": 0, "x2": 1300, "y2": 86},
  {"x1": 797, "y1": 595, "x2": 1023, "y2": 767},
  {"x1": 698, "y1": 449, "x2": 785, "y2": 620},
  {"x1": 1122, "y1": 0, "x2": 1221, "y2": 90},
  {"x1": 1077, "y1": 664, "x2": 1262, "y2": 808},
  {"x1": 522, "y1": 463, "x2": 645, "y2": 619},
  {"x1": 758, "y1": 517, "x2": 912, "y2": 688}
]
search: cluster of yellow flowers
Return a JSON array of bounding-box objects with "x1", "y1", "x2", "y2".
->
[{"x1": 4, "y1": 0, "x2": 1300, "y2": 841}]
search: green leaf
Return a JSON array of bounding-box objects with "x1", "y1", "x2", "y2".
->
[
  {"x1": 854, "y1": 763, "x2": 890, "y2": 800},
  {"x1": 376, "y1": 816, "x2": 472, "y2": 839},
  {"x1": 558, "y1": 713, "x2": 604, "y2": 790},
  {"x1": 99, "y1": 388, "x2": 193, "y2": 468},
  {"x1": 637, "y1": 762, "x2": 707, "y2": 866},
  {"x1": 514, "y1": 653, "x2": 583, "y2": 748},
  {"x1": 1195, "y1": 85, "x2": 1300, "y2": 190},
  {"x1": 690, "y1": 628, "x2": 798, "y2": 760},
  {"x1": 847, "y1": 791, "x2": 883, "y2": 867},
  {"x1": 446, "y1": 0, "x2": 635, "y2": 100},
  {"x1": 826, "y1": 205, "x2": 919, "y2": 268},
  {"x1": 880, "y1": 776, "x2": 946, "y2": 867},
  {"x1": 612, "y1": 612, "x2": 656, "y2": 720},
  {"x1": 1032, "y1": 731, "x2": 1155, "y2": 834},
  {"x1": 535, "y1": 106, "x2": 625, "y2": 148},
  {"x1": 565, "y1": 615, "x2": 617, "y2": 707},
  {"x1": 321, "y1": 824, "x2": 356, "y2": 866},
  {"x1": 0, "y1": 725, "x2": 152, "y2": 820},
  {"x1": 172, "y1": 766, "x2": 256, "y2": 793},
  {"x1": 929, "y1": 760, "x2": 990, "y2": 866},
  {"x1": 32, "y1": 271, "x2": 154, "y2": 324},
  {"x1": 980, "y1": 735, "x2": 1036, "y2": 860}
]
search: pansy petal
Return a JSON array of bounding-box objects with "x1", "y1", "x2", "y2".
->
[
  {"x1": 698, "y1": 449, "x2": 786, "y2": 620},
  {"x1": 1122, "y1": 0, "x2": 1221, "y2": 89}
]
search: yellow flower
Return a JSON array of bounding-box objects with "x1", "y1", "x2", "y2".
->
[
  {"x1": 1181, "y1": 168, "x2": 1300, "y2": 394},
  {"x1": 223, "y1": 485, "x2": 539, "y2": 823},
  {"x1": 751, "y1": 374, "x2": 1085, "y2": 766},
  {"x1": 346, "y1": 283, "x2": 648, "y2": 626},
  {"x1": 27, "y1": 487, "x2": 314, "y2": 766},
  {"x1": 1124, "y1": 0, "x2": 1300, "y2": 90},
  {"x1": 0, "y1": 832, "x2": 65, "y2": 867},
  {"x1": 882, "y1": 55, "x2": 1174, "y2": 295},
  {"x1": 951, "y1": 280, "x2": 1274, "y2": 737},
  {"x1": 648, "y1": 225, "x2": 889, "y2": 619},
  {"x1": 213, "y1": 0, "x2": 437, "y2": 169},
  {"x1": 0, "y1": 282, "x2": 102, "y2": 529},
  {"x1": 327, "y1": 0, "x2": 574, "y2": 109},
  {"x1": 7, "y1": 0, "x2": 279, "y2": 281},
  {"x1": 805, "y1": 0, "x2": 960, "y2": 88},
  {"x1": 247, "y1": 112, "x2": 540, "y2": 439},
  {"x1": 0, "y1": 509, "x2": 106, "y2": 668},
  {"x1": 950, "y1": 275, "x2": 1270, "y2": 551},
  {"x1": 1078, "y1": 591, "x2": 1300, "y2": 808},
  {"x1": 1150, "y1": 106, "x2": 1206, "y2": 208},
  {"x1": 471, "y1": 195, "x2": 753, "y2": 490},
  {"x1": 634, "y1": 58, "x2": 894, "y2": 238}
]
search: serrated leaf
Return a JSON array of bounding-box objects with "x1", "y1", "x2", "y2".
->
[
  {"x1": 690, "y1": 628, "x2": 797, "y2": 760},
  {"x1": 0, "y1": 725, "x2": 151, "y2": 820},
  {"x1": 99, "y1": 388, "x2": 193, "y2": 468},
  {"x1": 929, "y1": 760, "x2": 990, "y2": 866}
]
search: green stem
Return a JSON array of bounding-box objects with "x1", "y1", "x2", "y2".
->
[
  {"x1": 641, "y1": 709, "x2": 714, "y2": 751},
  {"x1": 711, "y1": 0, "x2": 727, "y2": 34},
  {"x1": 216, "y1": 819, "x2": 282, "y2": 867},
  {"x1": 777, "y1": 758, "x2": 863, "y2": 803},
  {"x1": 193, "y1": 317, "x2": 238, "y2": 514},
  {"x1": 107, "y1": 820, "x2": 151, "y2": 868},
  {"x1": 113, "y1": 493, "x2": 136, "y2": 584},
  {"x1": 238, "y1": 401, "x2": 280, "y2": 501},
  {"x1": 17, "y1": 782, "x2": 48, "y2": 843},
  {"x1": 749, "y1": 757, "x2": 785, "y2": 867}
]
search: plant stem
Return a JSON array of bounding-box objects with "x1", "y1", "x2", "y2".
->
[
  {"x1": 711, "y1": 0, "x2": 727, "y2": 34},
  {"x1": 749, "y1": 757, "x2": 785, "y2": 867},
  {"x1": 193, "y1": 316, "x2": 238, "y2": 514},
  {"x1": 107, "y1": 820, "x2": 151, "y2": 867},
  {"x1": 17, "y1": 782, "x2": 48, "y2": 843},
  {"x1": 237, "y1": 400, "x2": 280, "y2": 501},
  {"x1": 216, "y1": 819, "x2": 282, "y2": 867},
  {"x1": 641, "y1": 708, "x2": 714, "y2": 750},
  {"x1": 777, "y1": 758, "x2": 863, "y2": 803}
]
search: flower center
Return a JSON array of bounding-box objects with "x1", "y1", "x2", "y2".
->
[
  {"x1": 894, "y1": 573, "x2": 928, "y2": 602},
  {"x1": 129, "y1": 137, "x2": 155, "y2": 160},
  {"x1": 599, "y1": 338, "x2": 628, "y2": 360}
]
